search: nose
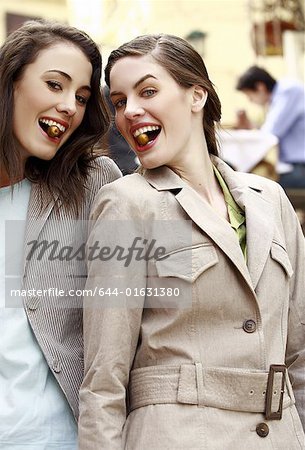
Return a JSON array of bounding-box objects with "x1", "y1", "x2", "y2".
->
[
  {"x1": 124, "y1": 99, "x2": 145, "y2": 120},
  {"x1": 56, "y1": 95, "x2": 77, "y2": 117}
]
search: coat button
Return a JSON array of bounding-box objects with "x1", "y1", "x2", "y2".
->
[
  {"x1": 52, "y1": 359, "x2": 62, "y2": 373},
  {"x1": 27, "y1": 297, "x2": 40, "y2": 311},
  {"x1": 256, "y1": 422, "x2": 269, "y2": 437},
  {"x1": 243, "y1": 319, "x2": 256, "y2": 333}
]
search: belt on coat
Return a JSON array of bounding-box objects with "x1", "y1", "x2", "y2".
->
[{"x1": 128, "y1": 363, "x2": 295, "y2": 420}]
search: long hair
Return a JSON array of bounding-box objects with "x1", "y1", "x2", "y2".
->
[
  {"x1": 0, "y1": 19, "x2": 110, "y2": 213},
  {"x1": 105, "y1": 34, "x2": 221, "y2": 157}
]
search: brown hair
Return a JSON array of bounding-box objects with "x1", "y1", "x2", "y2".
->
[
  {"x1": 236, "y1": 65, "x2": 276, "y2": 93},
  {"x1": 105, "y1": 34, "x2": 221, "y2": 156},
  {"x1": 0, "y1": 19, "x2": 110, "y2": 213}
]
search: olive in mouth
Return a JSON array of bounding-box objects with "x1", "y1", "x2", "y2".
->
[
  {"x1": 46, "y1": 125, "x2": 61, "y2": 138},
  {"x1": 135, "y1": 128, "x2": 161, "y2": 146},
  {"x1": 39, "y1": 120, "x2": 64, "y2": 138}
]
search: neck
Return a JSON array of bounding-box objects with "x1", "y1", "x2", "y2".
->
[
  {"x1": 170, "y1": 139, "x2": 219, "y2": 203},
  {"x1": 172, "y1": 152, "x2": 228, "y2": 221}
]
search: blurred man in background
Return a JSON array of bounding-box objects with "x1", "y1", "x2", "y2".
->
[{"x1": 236, "y1": 65, "x2": 305, "y2": 188}]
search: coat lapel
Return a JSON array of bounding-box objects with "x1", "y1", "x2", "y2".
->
[
  {"x1": 23, "y1": 183, "x2": 56, "y2": 276},
  {"x1": 174, "y1": 185, "x2": 253, "y2": 290},
  {"x1": 230, "y1": 183, "x2": 275, "y2": 290},
  {"x1": 145, "y1": 158, "x2": 275, "y2": 291},
  {"x1": 215, "y1": 158, "x2": 275, "y2": 290}
]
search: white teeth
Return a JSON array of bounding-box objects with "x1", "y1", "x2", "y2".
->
[
  {"x1": 39, "y1": 118, "x2": 66, "y2": 132},
  {"x1": 133, "y1": 125, "x2": 160, "y2": 137}
]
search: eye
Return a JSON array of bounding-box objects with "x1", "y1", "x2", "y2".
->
[
  {"x1": 113, "y1": 98, "x2": 126, "y2": 109},
  {"x1": 46, "y1": 80, "x2": 62, "y2": 90},
  {"x1": 76, "y1": 94, "x2": 89, "y2": 106},
  {"x1": 142, "y1": 88, "x2": 156, "y2": 98}
]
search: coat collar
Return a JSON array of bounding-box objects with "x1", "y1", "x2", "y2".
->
[{"x1": 144, "y1": 156, "x2": 275, "y2": 291}]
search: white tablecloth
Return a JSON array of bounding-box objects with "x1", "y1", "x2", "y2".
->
[{"x1": 217, "y1": 129, "x2": 279, "y2": 172}]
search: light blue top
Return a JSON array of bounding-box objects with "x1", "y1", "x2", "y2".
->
[
  {"x1": 261, "y1": 79, "x2": 305, "y2": 164},
  {"x1": 0, "y1": 180, "x2": 77, "y2": 450}
]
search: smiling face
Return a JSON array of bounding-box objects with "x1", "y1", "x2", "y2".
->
[
  {"x1": 110, "y1": 54, "x2": 203, "y2": 170},
  {"x1": 13, "y1": 42, "x2": 92, "y2": 162}
]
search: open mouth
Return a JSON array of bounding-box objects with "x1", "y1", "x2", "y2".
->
[
  {"x1": 133, "y1": 125, "x2": 161, "y2": 147},
  {"x1": 39, "y1": 118, "x2": 67, "y2": 138}
]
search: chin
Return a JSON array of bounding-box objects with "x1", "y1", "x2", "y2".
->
[
  {"x1": 141, "y1": 161, "x2": 162, "y2": 170},
  {"x1": 43, "y1": 143, "x2": 64, "y2": 160},
  {"x1": 139, "y1": 155, "x2": 164, "y2": 170},
  {"x1": 32, "y1": 151, "x2": 58, "y2": 162},
  {"x1": 40, "y1": 151, "x2": 57, "y2": 160}
]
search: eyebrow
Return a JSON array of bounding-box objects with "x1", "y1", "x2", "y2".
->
[
  {"x1": 110, "y1": 74, "x2": 157, "y2": 98},
  {"x1": 45, "y1": 69, "x2": 91, "y2": 93}
]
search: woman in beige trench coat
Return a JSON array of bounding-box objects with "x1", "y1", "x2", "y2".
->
[{"x1": 79, "y1": 34, "x2": 305, "y2": 450}]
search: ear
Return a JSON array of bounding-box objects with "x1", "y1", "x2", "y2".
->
[{"x1": 191, "y1": 86, "x2": 208, "y2": 112}]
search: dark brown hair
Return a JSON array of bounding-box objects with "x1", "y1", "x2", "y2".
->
[
  {"x1": 0, "y1": 19, "x2": 110, "y2": 212},
  {"x1": 236, "y1": 65, "x2": 276, "y2": 93},
  {"x1": 105, "y1": 34, "x2": 221, "y2": 156}
]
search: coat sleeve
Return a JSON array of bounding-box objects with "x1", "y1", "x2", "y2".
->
[
  {"x1": 280, "y1": 185, "x2": 305, "y2": 428},
  {"x1": 78, "y1": 180, "x2": 146, "y2": 449}
]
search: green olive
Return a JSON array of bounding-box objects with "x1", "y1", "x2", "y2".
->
[
  {"x1": 47, "y1": 125, "x2": 60, "y2": 138},
  {"x1": 137, "y1": 133, "x2": 149, "y2": 145}
]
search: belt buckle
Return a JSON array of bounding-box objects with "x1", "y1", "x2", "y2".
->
[{"x1": 265, "y1": 364, "x2": 286, "y2": 420}]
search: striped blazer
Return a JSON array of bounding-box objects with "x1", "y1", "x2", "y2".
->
[{"x1": 21, "y1": 156, "x2": 121, "y2": 419}]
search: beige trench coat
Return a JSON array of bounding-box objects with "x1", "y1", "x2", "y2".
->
[{"x1": 79, "y1": 157, "x2": 305, "y2": 449}]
